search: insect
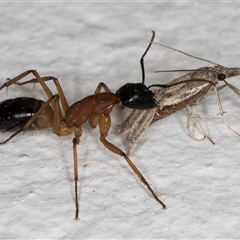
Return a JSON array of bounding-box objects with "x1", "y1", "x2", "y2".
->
[
  {"x1": 0, "y1": 70, "x2": 169, "y2": 219},
  {"x1": 118, "y1": 41, "x2": 240, "y2": 156},
  {"x1": 0, "y1": 33, "x2": 171, "y2": 219}
]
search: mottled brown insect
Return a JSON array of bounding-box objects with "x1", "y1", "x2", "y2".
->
[{"x1": 118, "y1": 42, "x2": 240, "y2": 156}]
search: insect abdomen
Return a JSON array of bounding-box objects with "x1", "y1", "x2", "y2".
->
[{"x1": 0, "y1": 97, "x2": 43, "y2": 131}]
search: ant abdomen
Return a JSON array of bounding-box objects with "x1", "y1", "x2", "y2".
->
[{"x1": 0, "y1": 97, "x2": 53, "y2": 131}]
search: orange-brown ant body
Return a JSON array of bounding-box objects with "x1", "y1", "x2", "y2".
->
[
  {"x1": 0, "y1": 32, "x2": 167, "y2": 219},
  {"x1": 0, "y1": 71, "x2": 166, "y2": 219}
]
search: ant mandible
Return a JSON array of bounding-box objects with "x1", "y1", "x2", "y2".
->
[{"x1": 0, "y1": 31, "x2": 167, "y2": 219}]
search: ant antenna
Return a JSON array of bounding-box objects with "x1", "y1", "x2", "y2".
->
[
  {"x1": 140, "y1": 31, "x2": 155, "y2": 84},
  {"x1": 151, "y1": 41, "x2": 220, "y2": 66},
  {"x1": 147, "y1": 79, "x2": 217, "y2": 90}
]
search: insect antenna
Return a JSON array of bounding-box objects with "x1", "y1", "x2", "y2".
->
[
  {"x1": 147, "y1": 78, "x2": 217, "y2": 90},
  {"x1": 151, "y1": 41, "x2": 220, "y2": 66},
  {"x1": 154, "y1": 68, "x2": 218, "y2": 73},
  {"x1": 140, "y1": 31, "x2": 155, "y2": 85}
]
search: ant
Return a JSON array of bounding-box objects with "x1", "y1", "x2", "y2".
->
[
  {"x1": 116, "y1": 31, "x2": 167, "y2": 109},
  {"x1": 0, "y1": 31, "x2": 170, "y2": 219}
]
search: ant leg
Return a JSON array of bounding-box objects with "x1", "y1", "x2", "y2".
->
[
  {"x1": 0, "y1": 70, "x2": 53, "y2": 99},
  {"x1": 94, "y1": 82, "x2": 112, "y2": 94},
  {"x1": 98, "y1": 114, "x2": 166, "y2": 209},
  {"x1": 0, "y1": 70, "x2": 38, "y2": 91},
  {"x1": 0, "y1": 95, "x2": 58, "y2": 144},
  {"x1": 1, "y1": 70, "x2": 69, "y2": 113},
  {"x1": 72, "y1": 126, "x2": 82, "y2": 220},
  {"x1": 186, "y1": 106, "x2": 215, "y2": 144},
  {"x1": 14, "y1": 75, "x2": 69, "y2": 112},
  {"x1": 0, "y1": 70, "x2": 56, "y2": 108}
]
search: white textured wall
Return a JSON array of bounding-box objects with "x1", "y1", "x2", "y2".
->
[{"x1": 0, "y1": 2, "x2": 240, "y2": 238}]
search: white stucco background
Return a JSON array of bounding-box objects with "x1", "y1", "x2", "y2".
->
[{"x1": 0, "y1": 2, "x2": 240, "y2": 239}]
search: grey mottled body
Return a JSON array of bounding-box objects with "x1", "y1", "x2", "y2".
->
[{"x1": 118, "y1": 65, "x2": 240, "y2": 156}]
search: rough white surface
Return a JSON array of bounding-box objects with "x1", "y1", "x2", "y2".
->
[{"x1": 0, "y1": 2, "x2": 240, "y2": 239}]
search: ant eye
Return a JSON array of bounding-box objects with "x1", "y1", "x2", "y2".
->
[
  {"x1": 218, "y1": 73, "x2": 226, "y2": 80},
  {"x1": 133, "y1": 95, "x2": 138, "y2": 99}
]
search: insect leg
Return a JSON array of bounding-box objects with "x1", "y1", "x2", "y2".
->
[
  {"x1": 213, "y1": 86, "x2": 240, "y2": 137},
  {"x1": 72, "y1": 126, "x2": 82, "y2": 220},
  {"x1": 0, "y1": 70, "x2": 38, "y2": 91},
  {"x1": 1, "y1": 70, "x2": 69, "y2": 113},
  {"x1": 94, "y1": 82, "x2": 112, "y2": 94},
  {"x1": 222, "y1": 80, "x2": 240, "y2": 98},
  {"x1": 14, "y1": 74, "x2": 69, "y2": 112},
  {"x1": 98, "y1": 113, "x2": 166, "y2": 209},
  {"x1": 186, "y1": 106, "x2": 215, "y2": 144}
]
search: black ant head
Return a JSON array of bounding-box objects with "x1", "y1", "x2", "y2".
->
[{"x1": 116, "y1": 83, "x2": 156, "y2": 109}]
